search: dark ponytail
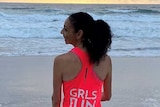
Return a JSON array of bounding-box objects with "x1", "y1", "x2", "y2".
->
[
  {"x1": 69, "y1": 12, "x2": 112, "y2": 65},
  {"x1": 83, "y1": 20, "x2": 112, "y2": 64}
]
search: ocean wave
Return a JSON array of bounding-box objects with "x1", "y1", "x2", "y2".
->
[
  {"x1": 104, "y1": 9, "x2": 160, "y2": 14},
  {"x1": 0, "y1": 35, "x2": 62, "y2": 39},
  {"x1": 107, "y1": 9, "x2": 136, "y2": 14},
  {"x1": 134, "y1": 9, "x2": 160, "y2": 14},
  {"x1": 0, "y1": 12, "x2": 8, "y2": 17},
  {"x1": 3, "y1": 7, "x2": 35, "y2": 10},
  {"x1": 113, "y1": 47, "x2": 160, "y2": 51}
]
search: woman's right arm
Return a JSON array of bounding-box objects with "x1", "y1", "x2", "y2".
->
[{"x1": 52, "y1": 56, "x2": 63, "y2": 107}]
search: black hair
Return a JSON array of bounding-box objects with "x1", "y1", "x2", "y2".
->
[{"x1": 69, "y1": 12, "x2": 112, "y2": 65}]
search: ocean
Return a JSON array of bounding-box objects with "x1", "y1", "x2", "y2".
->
[{"x1": 0, "y1": 3, "x2": 160, "y2": 57}]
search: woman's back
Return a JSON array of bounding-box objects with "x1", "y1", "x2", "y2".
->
[
  {"x1": 61, "y1": 48, "x2": 111, "y2": 82},
  {"x1": 60, "y1": 47, "x2": 111, "y2": 107}
]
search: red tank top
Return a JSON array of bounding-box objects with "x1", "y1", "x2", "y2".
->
[{"x1": 62, "y1": 47, "x2": 103, "y2": 107}]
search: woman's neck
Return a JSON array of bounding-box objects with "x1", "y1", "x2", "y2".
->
[{"x1": 75, "y1": 43, "x2": 87, "y2": 53}]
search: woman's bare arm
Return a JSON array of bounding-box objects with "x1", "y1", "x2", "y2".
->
[
  {"x1": 52, "y1": 56, "x2": 63, "y2": 107},
  {"x1": 101, "y1": 56, "x2": 112, "y2": 101}
]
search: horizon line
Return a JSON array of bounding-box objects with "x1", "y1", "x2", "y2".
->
[{"x1": 0, "y1": 2, "x2": 160, "y2": 5}]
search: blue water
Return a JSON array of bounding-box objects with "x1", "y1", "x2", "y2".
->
[{"x1": 0, "y1": 3, "x2": 160, "y2": 56}]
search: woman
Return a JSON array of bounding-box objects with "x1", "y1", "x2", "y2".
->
[{"x1": 52, "y1": 12, "x2": 112, "y2": 107}]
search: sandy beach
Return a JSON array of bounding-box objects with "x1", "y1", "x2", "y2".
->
[{"x1": 0, "y1": 56, "x2": 160, "y2": 107}]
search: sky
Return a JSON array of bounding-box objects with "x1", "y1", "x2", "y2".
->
[{"x1": 0, "y1": 0, "x2": 160, "y2": 4}]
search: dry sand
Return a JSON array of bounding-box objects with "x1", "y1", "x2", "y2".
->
[{"x1": 0, "y1": 56, "x2": 160, "y2": 107}]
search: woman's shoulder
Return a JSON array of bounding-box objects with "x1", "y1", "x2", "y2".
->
[
  {"x1": 105, "y1": 55, "x2": 111, "y2": 62},
  {"x1": 54, "y1": 52, "x2": 78, "y2": 63},
  {"x1": 54, "y1": 52, "x2": 81, "y2": 80},
  {"x1": 98, "y1": 55, "x2": 112, "y2": 71},
  {"x1": 104, "y1": 55, "x2": 112, "y2": 72},
  {"x1": 100, "y1": 55, "x2": 111, "y2": 65}
]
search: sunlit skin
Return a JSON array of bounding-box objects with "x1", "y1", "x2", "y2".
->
[{"x1": 0, "y1": 0, "x2": 160, "y2": 4}]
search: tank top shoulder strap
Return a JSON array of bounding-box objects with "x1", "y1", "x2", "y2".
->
[{"x1": 70, "y1": 47, "x2": 89, "y2": 66}]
